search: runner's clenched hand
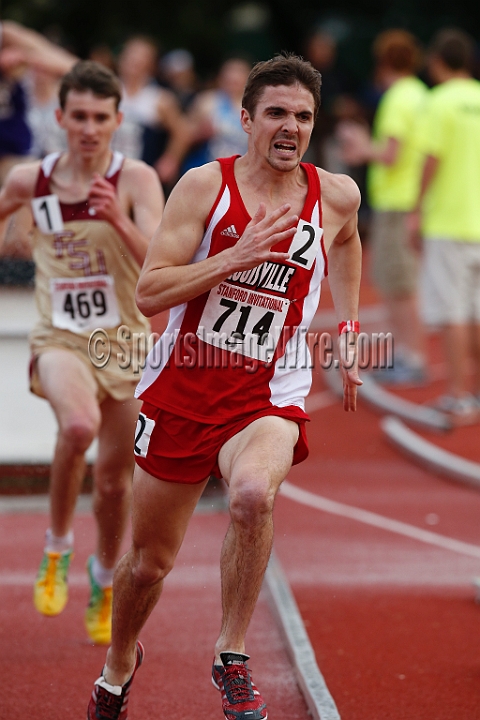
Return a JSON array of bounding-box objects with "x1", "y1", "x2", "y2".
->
[{"x1": 88, "y1": 174, "x2": 124, "y2": 226}]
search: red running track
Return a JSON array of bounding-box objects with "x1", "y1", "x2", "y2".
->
[
  {"x1": 3, "y1": 259, "x2": 480, "y2": 718},
  {"x1": 0, "y1": 510, "x2": 310, "y2": 719}
]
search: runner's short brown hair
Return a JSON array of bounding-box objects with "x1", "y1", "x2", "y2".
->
[
  {"x1": 242, "y1": 52, "x2": 322, "y2": 119},
  {"x1": 59, "y1": 60, "x2": 122, "y2": 110}
]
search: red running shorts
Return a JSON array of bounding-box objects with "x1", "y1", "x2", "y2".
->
[{"x1": 133, "y1": 402, "x2": 309, "y2": 484}]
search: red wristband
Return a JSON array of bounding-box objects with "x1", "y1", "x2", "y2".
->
[{"x1": 338, "y1": 321, "x2": 360, "y2": 335}]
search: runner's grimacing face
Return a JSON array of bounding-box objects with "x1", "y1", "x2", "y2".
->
[
  {"x1": 56, "y1": 90, "x2": 122, "y2": 159},
  {"x1": 243, "y1": 83, "x2": 315, "y2": 171}
]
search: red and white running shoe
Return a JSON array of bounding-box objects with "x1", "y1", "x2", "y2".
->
[
  {"x1": 87, "y1": 641, "x2": 144, "y2": 720},
  {"x1": 212, "y1": 651, "x2": 268, "y2": 720}
]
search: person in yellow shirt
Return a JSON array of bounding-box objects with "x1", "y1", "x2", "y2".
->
[
  {"x1": 339, "y1": 30, "x2": 428, "y2": 384},
  {"x1": 411, "y1": 29, "x2": 480, "y2": 423}
]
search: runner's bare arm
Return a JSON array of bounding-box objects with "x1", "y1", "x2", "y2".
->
[
  {"x1": 136, "y1": 163, "x2": 297, "y2": 317},
  {"x1": 322, "y1": 172, "x2": 363, "y2": 411},
  {"x1": 0, "y1": 163, "x2": 38, "y2": 251},
  {"x1": 1, "y1": 206, "x2": 34, "y2": 259},
  {"x1": 88, "y1": 160, "x2": 164, "y2": 268}
]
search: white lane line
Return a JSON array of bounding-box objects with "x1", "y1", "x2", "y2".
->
[
  {"x1": 0, "y1": 565, "x2": 221, "y2": 587},
  {"x1": 266, "y1": 551, "x2": 340, "y2": 720},
  {"x1": 281, "y1": 481, "x2": 480, "y2": 560},
  {"x1": 0, "y1": 493, "x2": 227, "y2": 515}
]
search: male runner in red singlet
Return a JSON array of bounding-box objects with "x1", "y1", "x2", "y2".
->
[
  {"x1": 0, "y1": 61, "x2": 164, "y2": 644},
  {"x1": 87, "y1": 53, "x2": 362, "y2": 720}
]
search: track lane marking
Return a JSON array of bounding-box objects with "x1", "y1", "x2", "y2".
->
[{"x1": 281, "y1": 481, "x2": 480, "y2": 559}]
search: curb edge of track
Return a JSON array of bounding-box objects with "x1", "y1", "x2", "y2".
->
[
  {"x1": 265, "y1": 550, "x2": 341, "y2": 720},
  {"x1": 382, "y1": 415, "x2": 480, "y2": 488}
]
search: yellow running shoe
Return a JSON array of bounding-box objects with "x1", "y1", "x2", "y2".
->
[
  {"x1": 33, "y1": 549, "x2": 73, "y2": 616},
  {"x1": 85, "y1": 555, "x2": 112, "y2": 645}
]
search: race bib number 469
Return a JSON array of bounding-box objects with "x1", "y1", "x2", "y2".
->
[
  {"x1": 197, "y1": 282, "x2": 290, "y2": 363},
  {"x1": 50, "y1": 275, "x2": 121, "y2": 333}
]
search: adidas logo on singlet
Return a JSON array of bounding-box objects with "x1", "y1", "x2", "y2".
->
[{"x1": 220, "y1": 225, "x2": 240, "y2": 238}]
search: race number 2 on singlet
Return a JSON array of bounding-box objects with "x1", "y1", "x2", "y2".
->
[
  {"x1": 197, "y1": 282, "x2": 290, "y2": 363},
  {"x1": 50, "y1": 276, "x2": 121, "y2": 333},
  {"x1": 288, "y1": 220, "x2": 323, "y2": 271}
]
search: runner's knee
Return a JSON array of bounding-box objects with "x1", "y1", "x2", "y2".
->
[
  {"x1": 93, "y1": 474, "x2": 132, "y2": 504},
  {"x1": 130, "y1": 547, "x2": 176, "y2": 587},
  {"x1": 59, "y1": 414, "x2": 99, "y2": 452},
  {"x1": 229, "y1": 475, "x2": 275, "y2": 526}
]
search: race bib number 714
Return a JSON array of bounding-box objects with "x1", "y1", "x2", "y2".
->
[{"x1": 197, "y1": 282, "x2": 290, "y2": 363}]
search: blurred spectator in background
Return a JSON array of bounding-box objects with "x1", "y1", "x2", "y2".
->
[
  {"x1": 303, "y1": 29, "x2": 359, "y2": 172},
  {"x1": 339, "y1": 29, "x2": 428, "y2": 385},
  {"x1": 411, "y1": 29, "x2": 480, "y2": 423},
  {"x1": 0, "y1": 21, "x2": 74, "y2": 186},
  {"x1": 112, "y1": 35, "x2": 190, "y2": 188},
  {"x1": 88, "y1": 44, "x2": 117, "y2": 73},
  {"x1": 160, "y1": 48, "x2": 198, "y2": 112},
  {"x1": 24, "y1": 68, "x2": 67, "y2": 158},
  {"x1": 0, "y1": 21, "x2": 75, "y2": 271},
  {"x1": 184, "y1": 57, "x2": 250, "y2": 171}
]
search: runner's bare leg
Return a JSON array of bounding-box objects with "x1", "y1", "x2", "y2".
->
[
  {"x1": 214, "y1": 416, "x2": 299, "y2": 659},
  {"x1": 104, "y1": 468, "x2": 208, "y2": 684},
  {"x1": 92, "y1": 395, "x2": 139, "y2": 569},
  {"x1": 37, "y1": 350, "x2": 101, "y2": 537}
]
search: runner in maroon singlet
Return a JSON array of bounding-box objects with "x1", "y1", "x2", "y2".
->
[{"x1": 0, "y1": 61, "x2": 164, "y2": 644}]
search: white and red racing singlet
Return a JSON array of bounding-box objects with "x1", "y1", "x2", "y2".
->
[{"x1": 135, "y1": 155, "x2": 328, "y2": 423}]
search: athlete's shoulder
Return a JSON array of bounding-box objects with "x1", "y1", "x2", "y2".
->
[
  {"x1": 120, "y1": 157, "x2": 161, "y2": 185},
  {"x1": 3, "y1": 160, "x2": 42, "y2": 200},
  {"x1": 160, "y1": 162, "x2": 223, "y2": 225},
  {"x1": 317, "y1": 168, "x2": 360, "y2": 216},
  {"x1": 174, "y1": 161, "x2": 223, "y2": 200}
]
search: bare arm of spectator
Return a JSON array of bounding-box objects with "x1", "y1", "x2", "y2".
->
[
  {"x1": 337, "y1": 120, "x2": 400, "y2": 166},
  {"x1": 407, "y1": 153, "x2": 439, "y2": 250},
  {"x1": 187, "y1": 90, "x2": 216, "y2": 144},
  {"x1": 154, "y1": 90, "x2": 191, "y2": 184},
  {"x1": 1, "y1": 21, "x2": 76, "y2": 76}
]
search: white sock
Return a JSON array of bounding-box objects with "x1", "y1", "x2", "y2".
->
[
  {"x1": 91, "y1": 555, "x2": 114, "y2": 588},
  {"x1": 45, "y1": 528, "x2": 74, "y2": 554}
]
